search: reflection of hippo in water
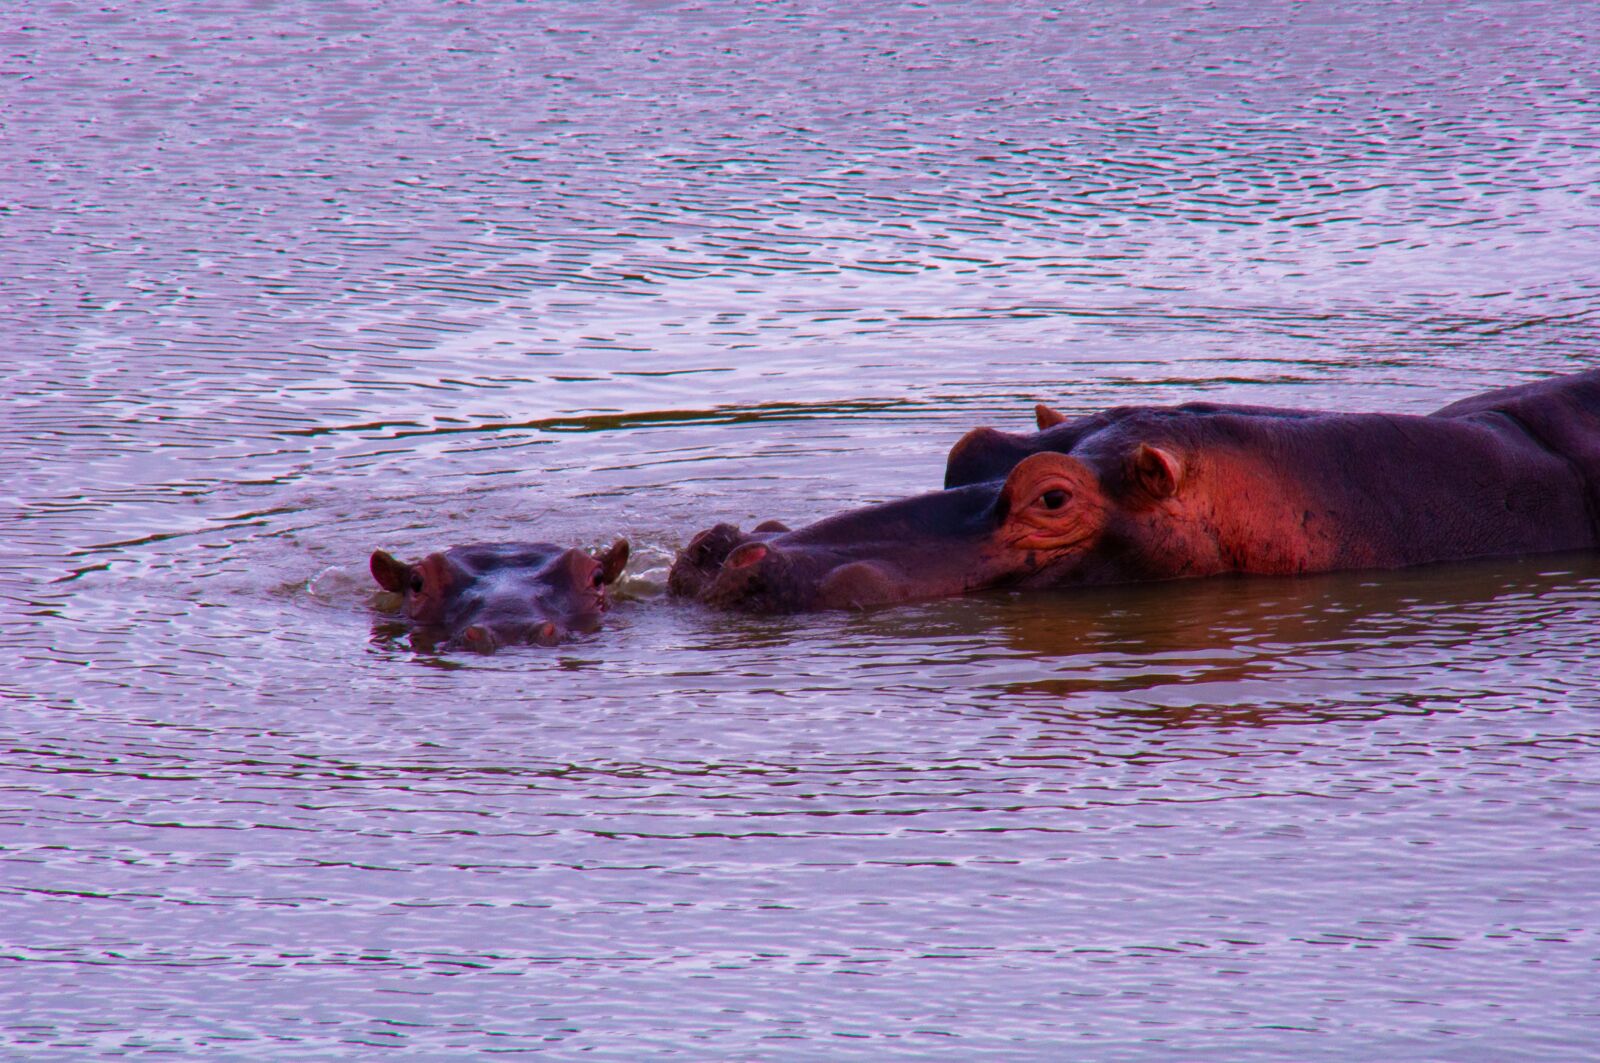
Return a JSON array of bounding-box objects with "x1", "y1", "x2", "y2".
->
[
  {"x1": 371, "y1": 540, "x2": 629, "y2": 651},
  {"x1": 670, "y1": 371, "x2": 1600, "y2": 612}
]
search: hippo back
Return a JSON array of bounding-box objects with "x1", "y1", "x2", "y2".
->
[{"x1": 1432, "y1": 370, "x2": 1600, "y2": 531}]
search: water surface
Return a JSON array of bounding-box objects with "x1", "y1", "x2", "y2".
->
[{"x1": 5, "y1": 1, "x2": 1600, "y2": 1057}]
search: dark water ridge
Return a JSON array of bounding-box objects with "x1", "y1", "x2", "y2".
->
[{"x1": 6, "y1": 0, "x2": 1600, "y2": 1057}]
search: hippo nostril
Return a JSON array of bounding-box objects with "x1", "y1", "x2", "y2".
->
[
  {"x1": 462, "y1": 625, "x2": 498, "y2": 652},
  {"x1": 684, "y1": 524, "x2": 743, "y2": 566}
]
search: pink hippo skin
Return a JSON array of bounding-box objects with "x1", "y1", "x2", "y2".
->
[
  {"x1": 372, "y1": 540, "x2": 629, "y2": 651},
  {"x1": 669, "y1": 371, "x2": 1600, "y2": 612}
]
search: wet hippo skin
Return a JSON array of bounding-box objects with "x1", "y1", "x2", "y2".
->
[
  {"x1": 372, "y1": 540, "x2": 629, "y2": 650},
  {"x1": 670, "y1": 371, "x2": 1600, "y2": 612}
]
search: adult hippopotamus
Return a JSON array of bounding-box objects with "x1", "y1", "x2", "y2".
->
[
  {"x1": 371, "y1": 539, "x2": 629, "y2": 650},
  {"x1": 669, "y1": 371, "x2": 1600, "y2": 612}
]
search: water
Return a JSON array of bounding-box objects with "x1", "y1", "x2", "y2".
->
[{"x1": 5, "y1": 1, "x2": 1600, "y2": 1056}]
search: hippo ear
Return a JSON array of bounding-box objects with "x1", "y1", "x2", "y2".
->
[
  {"x1": 1130, "y1": 443, "x2": 1183, "y2": 500},
  {"x1": 370, "y1": 550, "x2": 413, "y2": 593},
  {"x1": 726, "y1": 541, "x2": 769, "y2": 569},
  {"x1": 1035, "y1": 403, "x2": 1068, "y2": 430},
  {"x1": 597, "y1": 539, "x2": 630, "y2": 585}
]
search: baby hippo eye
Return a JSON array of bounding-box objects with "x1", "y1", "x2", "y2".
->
[{"x1": 1039, "y1": 488, "x2": 1070, "y2": 511}]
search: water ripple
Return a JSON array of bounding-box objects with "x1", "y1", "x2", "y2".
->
[{"x1": 4, "y1": 0, "x2": 1599, "y2": 1057}]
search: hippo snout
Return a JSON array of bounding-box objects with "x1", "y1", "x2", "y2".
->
[
  {"x1": 667, "y1": 476, "x2": 1082, "y2": 613},
  {"x1": 699, "y1": 539, "x2": 818, "y2": 613}
]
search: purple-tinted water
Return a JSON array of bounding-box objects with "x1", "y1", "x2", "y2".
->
[{"x1": 5, "y1": 1, "x2": 1600, "y2": 1056}]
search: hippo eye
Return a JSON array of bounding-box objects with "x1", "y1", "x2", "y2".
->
[{"x1": 1039, "y1": 488, "x2": 1070, "y2": 511}]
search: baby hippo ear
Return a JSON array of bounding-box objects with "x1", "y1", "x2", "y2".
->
[
  {"x1": 1130, "y1": 443, "x2": 1183, "y2": 500},
  {"x1": 1035, "y1": 403, "x2": 1068, "y2": 430},
  {"x1": 597, "y1": 539, "x2": 630, "y2": 585},
  {"x1": 370, "y1": 549, "x2": 413, "y2": 593}
]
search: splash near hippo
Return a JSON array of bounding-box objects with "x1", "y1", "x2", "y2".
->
[
  {"x1": 371, "y1": 540, "x2": 629, "y2": 651},
  {"x1": 670, "y1": 370, "x2": 1600, "y2": 612}
]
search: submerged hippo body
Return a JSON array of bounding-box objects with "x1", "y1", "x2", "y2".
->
[
  {"x1": 670, "y1": 371, "x2": 1600, "y2": 612},
  {"x1": 372, "y1": 540, "x2": 629, "y2": 650}
]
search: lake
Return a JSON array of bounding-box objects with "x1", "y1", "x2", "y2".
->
[{"x1": 5, "y1": 0, "x2": 1599, "y2": 1056}]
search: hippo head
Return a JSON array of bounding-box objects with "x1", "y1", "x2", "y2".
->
[
  {"x1": 371, "y1": 539, "x2": 630, "y2": 651},
  {"x1": 668, "y1": 424, "x2": 1197, "y2": 612},
  {"x1": 942, "y1": 402, "x2": 1119, "y2": 488}
]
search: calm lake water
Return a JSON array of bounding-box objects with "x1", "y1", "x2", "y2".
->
[{"x1": 6, "y1": 1, "x2": 1600, "y2": 1057}]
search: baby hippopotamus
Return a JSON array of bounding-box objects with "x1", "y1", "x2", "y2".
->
[{"x1": 371, "y1": 539, "x2": 629, "y2": 651}]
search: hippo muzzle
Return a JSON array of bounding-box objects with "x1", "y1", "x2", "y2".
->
[{"x1": 670, "y1": 458, "x2": 1115, "y2": 612}]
